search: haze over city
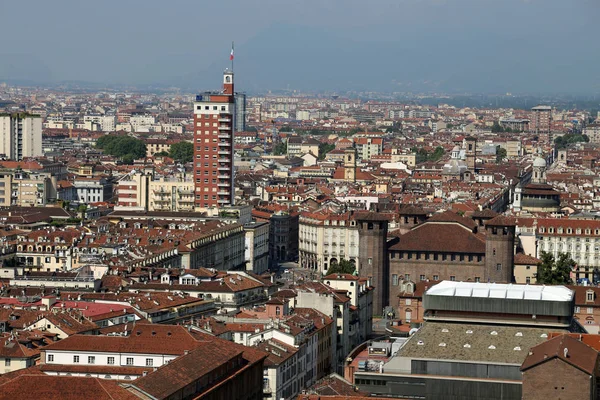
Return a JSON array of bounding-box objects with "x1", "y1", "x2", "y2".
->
[{"x1": 1, "y1": 0, "x2": 599, "y2": 93}]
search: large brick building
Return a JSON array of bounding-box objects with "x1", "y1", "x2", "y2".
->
[
  {"x1": 388, "y1": 211, "x2": 516, "y2": 311},
  {"x1": 193, "y1": 70, "x2": 236, "y2": 210}
]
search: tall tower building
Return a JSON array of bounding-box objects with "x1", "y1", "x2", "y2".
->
[
  {"x1": 0, "y1": 113, "x2": 42, "y2": 160},
  {"x1": 530, "y1": 105, "x2": 552, "y2": 134},
  {"x1": 484, "y1": 216, "x2": 516, "y2": 283},
  {"x1": 357, "y1": 212, "x2": 389, "y2": 315},
  {"x1": 193, "y1": 71, "x2": 235, "y2": 210}
]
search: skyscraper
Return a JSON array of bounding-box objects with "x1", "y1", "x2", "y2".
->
[
  {"x1": 530, "y1": 105, "x2": 552, "y2": 134},
  {"x1": 193, "y1": 70, "x2": 235, "y2": 209},
  {"x1": 0, "y1": 113, "x2": 42, "y2": 160}
]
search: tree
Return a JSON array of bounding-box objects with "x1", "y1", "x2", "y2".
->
[
  {"x1": 273, "y1": 142, "x2": 287, "y2": 156},
  {"x1": 96, "y1": 135, "x2": 146, "y2": 161},
  {"x1": 325, "y1": 259, "x2": 356, "y2": 276},
  {"x1": 279, "y1": 126, "x2": 293, "y2": 132},
  {"x1": 318, "y1": 143, "x2": 335, "y2": 160},
  {"x1": 154, "y1": 151, "x2": 169, "y2": 157},
  {"x1": 496, "y1": 147, "x2": 507, "y2": 163},
  {"x1": 77, "y1": 204, "x2": 88, "y2": 221},
  {"x1": 169, "y1": 141, "x2": 194, "y2": 163},
  {"x1": 491, "y1": 121, "x2": 504, "y2": 133},
  {"x1": 535, "y1": 251, "x2": 575, "y2": 285}
]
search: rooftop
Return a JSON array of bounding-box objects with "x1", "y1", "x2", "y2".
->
[
  {"x1": 426, "y1": 281, "x2": 573, "y2": 302},
  {"x1": 392, "y1": 321, "x2": 561, "y2": 365}
]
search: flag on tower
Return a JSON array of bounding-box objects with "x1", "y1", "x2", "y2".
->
[{"x1": 230, "y1": 42, "x2": 234, "y2": 61}]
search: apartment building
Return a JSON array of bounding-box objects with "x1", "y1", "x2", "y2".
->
[
  {"x1": 115, "y1": 172, "x2": 195, "y2": 212},
  {"x1": 244, "y1": 221, "x2": 270, "y2": 274},
  {"x1": 193, "y1": 70, "x2": 236, "y2": 209},
  {"x1": 354, "y1": 137, "x2": 383, "y2": 161},
  {"x1": 0, "y1": 113, "x2": 42, "y2": 160},
  {"x1": 530, "y1": 105, "x2": 552, "y2": 134},
  {"x1": 299, "y1": 211, "x2": 360, "y2": 274},
  {"x1": 0, "y1": 171, "x2": 55, "y2": 206}
]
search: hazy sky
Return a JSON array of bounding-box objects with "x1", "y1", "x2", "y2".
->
[{"x1": 1, "y1": 0, "x2": 598, "y2": 93}]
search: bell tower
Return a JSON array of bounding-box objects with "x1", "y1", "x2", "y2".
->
[
  {"x1": 465, "y1": 136, "x2": 477, "y2": 170},
  {"x1": 344, "y1": 147, "x2": 356, "y2": 182}
]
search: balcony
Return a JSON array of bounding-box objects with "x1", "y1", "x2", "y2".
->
[
  {"x1": 218, "y1": 151, "x2": 231, "y2": 155},
  {"x1": 218, "y1": 174, "x2": 230, "y2": 179},
  {"x1": 219, "y1": 117, "x2": 232, "y2": 123},
  {"x1": 217, "y1": 199, "x2": 230, "y2": 204},
  {"x1": 218, "y1": 182, "x2": 229, "y2": 187},
  {"x1": 218, "y1": 125, "x2": 230, "y2": 130},
  {"x1": 218, "y1": 142, "x2": 231, "y2": 147},
  {"x1": 154, "y1": 198, "x2": 169, "y2": 203},
  {"x1": 218, "y1": 190, "x2": 230, "y2": 196},
  {"x1": 218, "y1": 166, "x2": 230, "y2": 171},
  {"x1": 218, "y1": 158, "x2": 230, "y2": 163},
  {"x1": 218, "y1": 134, "x2": 230, "y2": 139},
  {"x1": 178, "y1": 188, "x2": 194, "y2": 195}
]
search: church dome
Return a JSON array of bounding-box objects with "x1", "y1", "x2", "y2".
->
[{"x1": 533, "y1": 157, "x2": 546, "y2": 168}]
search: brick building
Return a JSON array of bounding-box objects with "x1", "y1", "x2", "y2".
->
[
  {"x1": 193, "y1": 70, "x2": 235, "y2": 210},
  {"x1": 521, "y1": 334, "x2": 600, "y2": 400}
]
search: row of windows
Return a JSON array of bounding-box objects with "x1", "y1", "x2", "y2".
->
[
  {"x1": 197, "y1": 106, "x2": 228, "y2": 111},
  {"x1": 392, "y1": 274, "x2": 445, "y2": 284},
  {"x1": 66, "y1": 355, "x2": 154, "y2": 366},
  {"x1": 391, "y1": 252, "x2": 483, "y2": 262},
  {"x1": 540, "y1": 227, "x2": 600, "y2": 235},
  {"x1": 574, "y1": 307, "x2": 595, "y2": 314}
]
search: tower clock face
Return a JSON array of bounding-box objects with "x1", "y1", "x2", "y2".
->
[{"x1": 225, "y1": 76, "x2": 231, "y2": 83}]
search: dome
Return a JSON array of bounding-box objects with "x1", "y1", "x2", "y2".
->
[
  {"x1": 533, "y1": 157, "x2": 546, "y2": 168},
  {"x1": 452, "y1": 145, "x2": 461, "y2": 153}
]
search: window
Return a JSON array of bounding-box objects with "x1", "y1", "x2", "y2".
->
[
  {"x1": 368, "y1": 258, "x2": 372, "y2": 265},
  {"x1": 88, "y1": 356, "x2": 95, "y2": 364},
  {"x1": 420, "y1": 275, "x2": 426, "y2": 281},
  {"x1": 526, "y1": 277, "x2": 531, "y2": 284},
  {"x1": 588, "y1": 307, "x2": 594, "y2": 314},
  {"x1": 450, "y1": 276, "x2": 456, "y2": 281},
  {"x1": 126, "y1": 357, "x2": 134, "y2": 366},
  {"x1": 73, "y1": 356, "x2": 80, "y2": 363},
  {"x1": 406, "y1": 299, "x2": 412, "y2": 306},
  {"x1": 575, "y1": 306, "x2": 581, "y2": 313},
  {"x1": 4, "y1": 358, "x2": 10, "y2": 367},
  {"x1": 496, "y1": 263, "x2": 502, "y2": 271},
  {"x1": 392, "y1": 274, "x2": 398, "y2": 286},
  {"x1": 404, "y1": 274, "x2": 410, "y2": 281},
  {"x1": 48, "y1": 354, "x2": 54, "y2": 362},
  {"x1": 475, "y1": 277, "x2": 480, "y2": 283},
  {"x1": 587, "y1": 291, "x2": 595, "y2": 302},
  {"x1": 107, "y1": 357, "x2": 115, "y2": 365},
  {"x1": 146, "y1": 358, "x2": 153, "y2": 367},
  {"x1": 433, "y1": 275, "x2": 439, "y2": 280}
]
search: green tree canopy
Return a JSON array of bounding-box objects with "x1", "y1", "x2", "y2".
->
[
  {"x1": 536, "y1": 251, "x2": 575, "y2": 285},
  {"x1": 273, "y1": 142, "x2": 287, "y2": 156},
  {"x1": 96, "y1": 135, "x2": 146, "y2": 161},
  {"x1": 555, "y1": 133, "x2": 589, "y2": 150},
  {"x1": 318, "y1": 143, "x2": 335, "y2": 160},
  {"x1": 169, "y1": 141, "x2": 194, "y2": 163},
  {"x1": 496, "y1": 147, "x2": 507, "y2": 163},
  {"x1": 325, "y1": 259, "x2": 356, "y2": 276}
]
